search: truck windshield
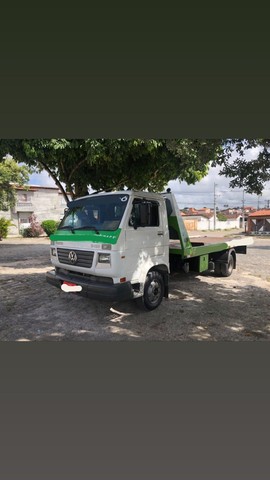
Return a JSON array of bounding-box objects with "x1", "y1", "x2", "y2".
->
[{"x1": 58, "y1": 194, "x2": 129, "y2": 232}]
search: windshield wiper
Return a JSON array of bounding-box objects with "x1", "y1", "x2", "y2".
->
[
  {"x1": 58, "y1": 225, "x2": 75, "y2": 233},
  {"x1": 72, "y1": 225, "x2": 100, "y2": 234}
]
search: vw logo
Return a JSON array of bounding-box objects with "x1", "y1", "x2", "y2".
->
[{"x1": 68, "y1": 251, "x2": 77, "y2": 264}]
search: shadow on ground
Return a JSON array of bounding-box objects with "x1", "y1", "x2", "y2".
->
[
  {"x1": 1, "y1": 240, "x2": 270, "y2": 341},
  {"x1": 1, "y1": 267, "x2": 269, "y2": 341}
]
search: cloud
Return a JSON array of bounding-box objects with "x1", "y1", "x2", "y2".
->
[
  {"x1": 168, "y1": 147, "x2": 270, "y2": 210},
  {"x1": 28, "y1": 170, "x2": 57, "y2": 187}
]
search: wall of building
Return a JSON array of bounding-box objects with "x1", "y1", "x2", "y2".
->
[
  {"x1": 0, "y1": 187, "x2": 68, "y2": 236},
  {"x1": 214, "y1": 218, "x2": 241, "y2": 230},
  {"x1": 183, "y1": 215, "x2": 241, "y2": 231},
  {"x1": 248, "y1": 216, "x2": 270, "y2": 233},
  {"x1": 183, "y1": 216, "x2": 210, "y2": 231}
]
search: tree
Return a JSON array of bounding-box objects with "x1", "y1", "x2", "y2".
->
[
  {"x1": 2, "y1": 138, "x2": 269, "y2": 201},
  {"x1": 0, "y1": 218, "x2": 15, "y2": 240},
  {"x1": 0, "y1": 139, "x2": 224, "y2": 201},
  {"x1": 0, "y1": 157, "x2": 30, "y2": 210},
  {"x1": 217, "y1": 212, "x2": 227, "y2": 221},
  {"x1": 214, "y1": 138, "x2": 270, "y2": 195}
]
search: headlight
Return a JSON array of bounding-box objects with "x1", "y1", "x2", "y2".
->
[
  {"x1": 51, "y1": 247, "x2": 57, "y2": 257},
  {"x1": 98, "y1": 253, "x2": 111, "y2": 264}
]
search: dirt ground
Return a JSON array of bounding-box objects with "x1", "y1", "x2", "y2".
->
[{"x1": 0, "y1": 232, "x2": 270, "y2": 341}]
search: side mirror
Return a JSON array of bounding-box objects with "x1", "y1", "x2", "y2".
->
[{"x1": 129, "y1": 212, "x2": 138, "y2": 229}]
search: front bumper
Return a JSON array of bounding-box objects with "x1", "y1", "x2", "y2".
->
[{"x1": 46, "y1": 269, "x2": 134, "y2": 302}]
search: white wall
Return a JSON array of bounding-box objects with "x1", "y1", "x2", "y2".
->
[
  {"x1": 0, "y1": 187, "x2": 68, "y2": 236},
  {"x1": 184, "y1": 215, "x2": 241, "y2": 231},
  {"x1": 202, "y1": 217, "x2": 241, "y2": 231}
]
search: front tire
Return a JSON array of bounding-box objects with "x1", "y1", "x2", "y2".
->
[{"x1": 136, "y1": 271, "x2": 165, "y2": 311}]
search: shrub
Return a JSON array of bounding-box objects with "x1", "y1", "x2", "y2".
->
[
  {"x1": 41, "y1": 219, "x2": 60, "y2": 236},
  {"x1": 22, "y1": 214, "x2": 44, "y2": 237},
  {"x1": 0, "y1": 217, "x2": 14, "y2": 240},
  {"x1": 217, "y1": 212, "x2": 227, "y2": 221}
]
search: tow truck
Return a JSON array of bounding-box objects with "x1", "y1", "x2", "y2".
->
[{"x1": 46, "y1": 189, "x2": 253, "y2": 310}]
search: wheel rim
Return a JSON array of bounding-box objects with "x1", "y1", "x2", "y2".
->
[{"x1": 146, "y1": 279, "x2": 162, "y2": 305}]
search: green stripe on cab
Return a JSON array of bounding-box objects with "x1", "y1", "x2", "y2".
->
[{"x1": 50, "y1": 228, "x2": 122, "y2": 244}]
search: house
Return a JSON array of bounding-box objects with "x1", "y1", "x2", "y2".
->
[
  {"x1": 181, "y1": 211, "x2": 242, "y2": 231},
  {"x1": 244, "y1": 206, "x2": 257, "y2": 214},
  {"x1": 247, "y1": 209, "x2": 270, "y2": 234},
  {"x1": 221, "y1": 213, "x2": 242, "y2": 229},
  {"x1": 0, "y1": 185, "x2": 69, "y2": 236},
  {"x1": 197, "y1": 207, "x2": 212, "y2": 215},
  {"x1": 181, "y1": 212, "x2": 214, "y2": 231}
]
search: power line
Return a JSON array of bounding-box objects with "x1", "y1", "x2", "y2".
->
[
  {"x1": 175, "y1": 191, "x2": 217, "y2": 195},
  {"x1": 175, "y1": 187, "x2": 270, "y2": 194}
]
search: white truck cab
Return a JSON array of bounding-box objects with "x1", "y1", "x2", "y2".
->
[{"x1": 46, "y1": 190, "x2": 170, "y2": 310}]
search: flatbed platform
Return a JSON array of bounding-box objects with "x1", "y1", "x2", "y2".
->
[
  {"x1": 169, "y1": 236, "x2": 253, "y2": 256},
  {"x1": 191, "y1": 236, "x2": 253, "y2": 246}
]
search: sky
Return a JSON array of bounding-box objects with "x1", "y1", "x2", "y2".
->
[
  {"x1": 167, "y1": 168, "x2": 270, "y2": 211},
  {"x1": 28, "y1": 146, "x2": 270, "y2": 211},
  {"x1": 167, "y1": 146, "x2": 270, "y2": 211}
]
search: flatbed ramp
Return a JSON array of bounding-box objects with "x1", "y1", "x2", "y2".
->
[
  {"x1": 169, "y1": 236, "x2": 253, "y2": 257},
  {"x1": 190, "y1": 236, "x2": 253, "y2": 247}
]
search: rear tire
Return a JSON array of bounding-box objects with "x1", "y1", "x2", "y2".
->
[
  {"x1": 214, "y1": 263, "x2": 221, "y2": 275},
  {"x1": 220, "y1": 254, "x2": 234, "y2": 277},
  {"x1": 136, "y1": 271, "x2": 165, "y2": 311}
]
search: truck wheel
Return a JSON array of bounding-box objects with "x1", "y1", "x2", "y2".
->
[
  {"x1": 220, "y1": 254, "x2": 234, "y2": 277},
  {"x1": 214, "y1": 263, "x2": 221, "y2": 275},
  {"x1": 137, "y1": 271, "x2": 165, "y2": 311}
]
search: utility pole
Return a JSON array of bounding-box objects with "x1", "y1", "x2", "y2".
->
[
  {"x1": 213, "y1": 183, "x2": 217, "y2": 231},
  {"x1": 242, "y1": 189, "x2": 245, "y2": 232}
]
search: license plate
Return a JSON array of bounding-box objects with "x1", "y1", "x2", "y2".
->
[{"x1": 61, "y1": 281, "x2": 82, "y2": 293}]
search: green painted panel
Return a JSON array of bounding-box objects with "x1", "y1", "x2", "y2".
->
[
  {"x1": 199, "y1": 254, "x2": 209, "y2": 272},
  {"x1": 50, "y1": 228, "x2": 122, "y2": 244},
  {"x1": 191, "y1": 243, "x2": 229, "y2": 256},
  {"x1": 168, "y1": 215, "x2": 192, "y2": 256}
]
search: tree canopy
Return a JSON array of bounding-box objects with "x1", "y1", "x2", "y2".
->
[
  {"x1": 0, "y1": 139, "x2": 223, "y2": 201},
  {"x1": 214, "y1": 138, "x2": 270, "y2": 195},
  {"x1": 1, "y1": 138, "x2": 270, "y2": 203},
  {"x1": 0, "y1": 157, "x2": 30, "y2": 210}
]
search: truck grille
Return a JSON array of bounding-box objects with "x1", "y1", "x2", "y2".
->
[{"x1": 57, "y1": 248, "x2": 94, "y2": 268}]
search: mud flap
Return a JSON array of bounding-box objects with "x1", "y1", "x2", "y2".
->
[{"x1": 164, "y1": 271, "x2": 169, "y2": 298}]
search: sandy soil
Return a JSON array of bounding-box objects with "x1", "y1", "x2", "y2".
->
[{"x1": 0, "y1": 233, "x2": 270, "y2": 341}]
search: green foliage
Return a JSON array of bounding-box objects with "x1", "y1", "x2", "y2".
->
[
  {"x1": 0, "y1": 217, "x2": 14, "y2": 239},
  {"x1": 214, "y1": 139, "x2": 270, "y2": 195},
  {"x1": 217, "y1": 212, "x2": 227, "y2": 221},
  {"x1": 3, "y1": 138, "x2": 269, "y2": 198},
  {"x1": 22, "y1": 214, "x2": 44, "y2": 237},
  {"x1": 41, "y1": 219, "x2": 59, "y2": 236},
  {"x1": 0, "y1": 139, "x2": 224, "y2": 199},
  {"x1": 0, "y1": 157, "x2": 30, "y2": 210}
]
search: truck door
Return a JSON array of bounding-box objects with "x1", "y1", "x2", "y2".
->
[{"x1": 125, "y1": 198, "x2": 166, "y2": 282}]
